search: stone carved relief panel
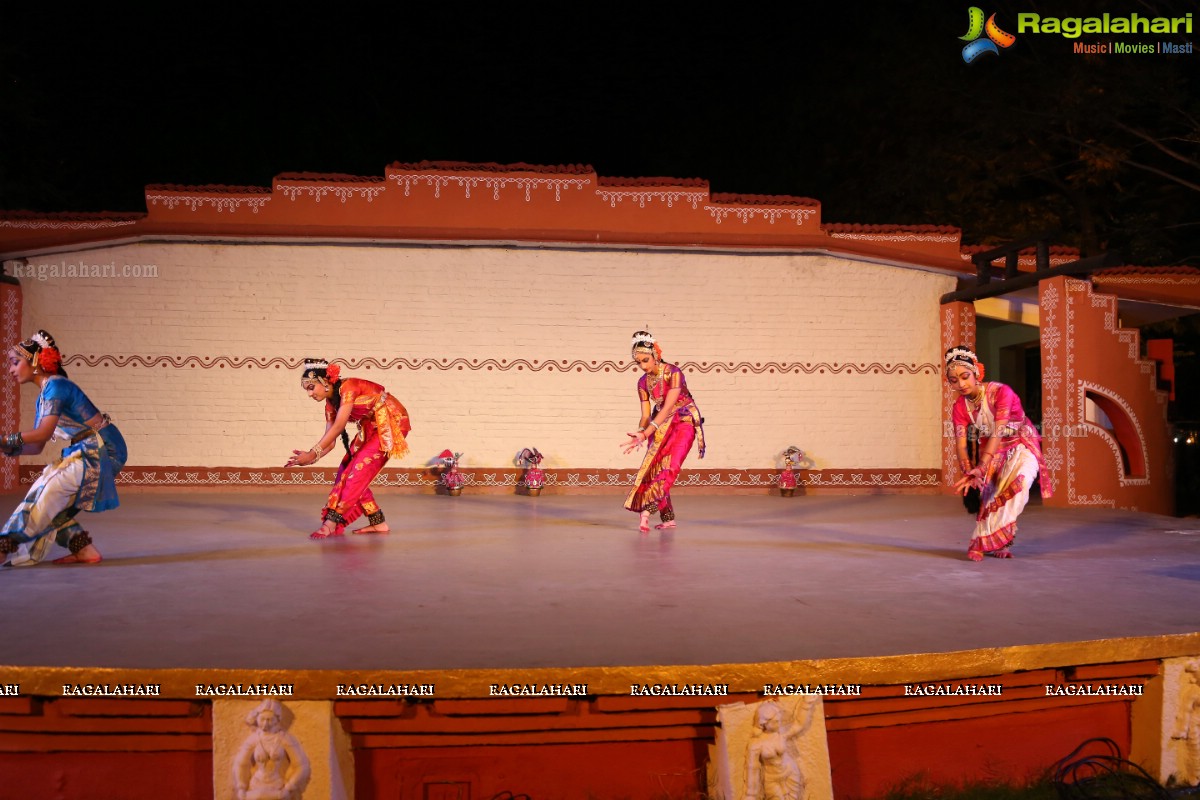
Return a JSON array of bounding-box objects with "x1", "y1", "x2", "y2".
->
[
  {"x1": 233, "y1": 699, "x2": 310, "y2": 799},
  {"x1": 1165, "y1": 658, "x2": 1200, "y2": 787},
  {"x1": 710, "y1": 695, "x2": 833, "y2": 800},
  {"x1": 214, "y1": 699, "x2": 352, "y2": 800}
]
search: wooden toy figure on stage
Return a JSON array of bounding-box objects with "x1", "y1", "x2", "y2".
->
[
  {"x1": 946, "y1": 346, "x2": 1050, "y2": 561},
  {"x1": 1, "y1": 330, "x2": 127, "y2": 566},
  {"x1": 621, "y1": 331, "x2": 705, "y2": 533},
  {"x1": 286, "y1": 359, "x2": 411, "y2": 539}
]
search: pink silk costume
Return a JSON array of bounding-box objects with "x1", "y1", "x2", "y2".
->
[
  {"x1": 624, "y1": 363, "x2": 706, "y2": 522},
  {"x1": 322, "y1": 378, "x2": 411, "y2": 527},
  {"x1": 952, "y1": 381, "x2": 1051, "y2": 558}
]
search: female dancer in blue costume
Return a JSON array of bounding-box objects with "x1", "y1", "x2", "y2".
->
[{"x1": 1, "y1": 331, "x2": 127, "y2": 566}]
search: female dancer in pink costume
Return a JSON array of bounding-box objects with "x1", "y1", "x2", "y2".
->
[
  {"x1": 947, "y1": 346, "x2": 1050, "y2": 561},
  {"x1": 622, "y1": 331, "x2": 705, "y2": 532},
  {"x1": 286, "y1": 359, "x2": 411, "y2": 539}
]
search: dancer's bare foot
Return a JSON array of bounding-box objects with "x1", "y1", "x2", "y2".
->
[
  {"x1": 967, "y1": 550, "x2": 984, "y2": 562},
  {"x1": 639, "y1": 510, "x2": 651, "y2": 533},
  {"x1": 53, "y1": 544, "x2": 103, "y2": 564},
  {"x1": 309, "y1": 521, "x2": 343, "y2": 540},
  {"x1": 6, "y1": 542, "x2": 41, "y2": 567},
  {"x1": 988, "y1": 547, "x2": 1013, "y2": 559},
  {"x1": 655, "y1": 521, "x2": 676, "y2": 530},
  {"x1": 351, "y1": 523, "x2": 390, "y2": 534}
]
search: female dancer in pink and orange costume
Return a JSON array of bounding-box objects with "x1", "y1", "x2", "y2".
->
[
  {"x1": 621, "y1": 331, "x2": 705, "y2": 533},
  {"x1": 946, "y1": 346, "x2": 1051, "y2": 561},
  {"x1": 286, "y1": 359, "x2": 411, "y2": 539}
]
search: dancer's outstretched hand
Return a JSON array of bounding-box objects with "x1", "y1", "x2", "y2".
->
[
  {"x1": 286, "y1": 449, "x2": 315, "y2": 468},
  {"x1": 952, "y1": 469, "x2": 984, "y2": 495}
]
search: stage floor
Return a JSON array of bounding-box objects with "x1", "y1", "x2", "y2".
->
[{"x1": 2, "y1": 492, "x2": 1199, "y2": 674}]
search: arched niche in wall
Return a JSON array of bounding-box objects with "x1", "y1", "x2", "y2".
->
[{"x1": 1082, "y1": 384, "x2": 1148, "y2": 480}]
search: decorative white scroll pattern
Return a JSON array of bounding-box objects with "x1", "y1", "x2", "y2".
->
[
  {"x1": 1042, "y1": 364, "x2": 1063, "y2": 397},
  {"x1": 1040, "y1": 284, "x2": 1061, "y2": 353},
  {"x1": 940, "y1": 302, "x2": 976, "y2": 487},
  {"x1": 112, "y1": 470, "x2": 331, "y2": 486},
  {"x1": 595, "y1": 189, "x2": 707, "y2": 209},
  {"x1": 26, "y1": 467, "x2": 940, "y2": 489},
  {"x1": 0, "y1": 219, "x2": 138, "y2": 230},
  {"x1": 0, "y1": 284, "x2": 19, "y2": 490},
  {"x1": 146, "y1": 193, "x2": 272, "y2": 214},
  {"x1": 388, "y1": 173, "x2": 592, "y2": 202},
  {"x1": 828, "y1": 232, "x2": 959, "y2": 243},
  {"x1": 704, "y1": 206, "x2": 818, "y2": 226},
  {"x1": 1078, "y1": 381, "x2": 1151, "y2": 487},
  {"x1": 794, "y1": 472, "x2": 940, "y2": 487},
  {"x1": 278, "y1": 184, "x2": 385, "y2": 204},
  {"x1": 1064, "y1": 279, "x2": 1116, "y2": 507},
  {"x1": 1039, "y1": 282, "x2": 1065, "y2": 485},
  {"x1": 1089, "y1": 277, "x2": 1166, "y2": 393},
  {"x1": 1096, "y1": 275, "x2": 1200, "y2": 285},
  {"x1": 1093, "y1": 299, "x2": 1161, "y2": 395},
  {"x1": 1117, "y1": 330, "x2": 1139, "y2": 361}
]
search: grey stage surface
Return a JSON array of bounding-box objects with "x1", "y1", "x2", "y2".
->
[{"x1": 2, "y1": 492, "x2": 1199, "y2": 671}]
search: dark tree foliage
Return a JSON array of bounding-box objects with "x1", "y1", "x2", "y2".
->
[{"x1": 807, "y1": 0, "x2": 1199, "y2": 266}]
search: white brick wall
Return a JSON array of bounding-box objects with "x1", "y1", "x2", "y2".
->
[{"x1": 13, "y1": 243, "x2": 954, "y2": 471}]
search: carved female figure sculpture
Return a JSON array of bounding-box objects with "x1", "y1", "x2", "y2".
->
[
  {"x1": 743, "y1": 698, "x2": 816, "y2": 800},
  {"x1": 233, "y1": 699, "x2": 311, "y2": 800},
  {"x1": 1173, "y1": 663, "x2": 1200, "y2": 786}
]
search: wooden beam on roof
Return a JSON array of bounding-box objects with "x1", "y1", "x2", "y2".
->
[{"x1": 941, "y1": 251, "x2": 1123, "y2": 304}]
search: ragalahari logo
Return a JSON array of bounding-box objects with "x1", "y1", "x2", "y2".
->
[{"x1": 960, "y1": 7, "x2": 1017, "y2": 62}]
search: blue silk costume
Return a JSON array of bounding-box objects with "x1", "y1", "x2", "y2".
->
[{"x1": 1, "y1": 376, "x2": 126, "y2": 561}]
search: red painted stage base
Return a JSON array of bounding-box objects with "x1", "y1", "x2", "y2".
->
[{"x1": 0, "y1": 661, "x2": 1157, "y2": 799}]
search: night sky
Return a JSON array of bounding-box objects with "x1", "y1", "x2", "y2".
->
[{"x1": 2, "y1": 3, "x2": 1197, "y2": 259}]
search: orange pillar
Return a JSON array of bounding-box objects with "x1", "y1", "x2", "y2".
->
[
  {"x1": 940, "y1": 301, "x2": 976, "y2": 492},
  {"x1": 1, "y1": 276, "x2": 20, "y2": 492}
]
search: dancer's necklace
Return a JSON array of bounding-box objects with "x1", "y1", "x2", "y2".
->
[{"x1": 649, "y1": 363, "x2": 665, "y2": 396}]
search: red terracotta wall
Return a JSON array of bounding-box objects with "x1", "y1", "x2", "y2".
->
[
  {"x1": 1146, "y1": 339, "x2": 1174, "y2": 401},
  {"x1": 0, "y1": 697, "x2": 211, "y2": 800},
  {"x1": 828, "y1": 702, "x2": 1130, "y2": 796},
  {"x1": 0, "y1": 671, "x2": 1152, "y2": 800},
  {"x1": 1039, "y1": 277, "x2": 1172, "y2": 513},
  {"x1": 0, "y1": 752, "x2": 212, "y2": 800},
  {"x1": 354, "y1": 740, "x2": 707, "y2": 799}
]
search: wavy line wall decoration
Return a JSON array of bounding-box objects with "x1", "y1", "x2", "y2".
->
[{"x1": 65, "y1": 355, "x2": 939, "y2": 376}]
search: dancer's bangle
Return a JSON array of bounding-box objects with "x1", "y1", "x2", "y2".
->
[
  {"x1": 0, "y1": 432, "x2": 23, "y2": 456},
  {"x1": 309, "y1": 444, "x2": 324, "y2": 460},
  {"x1": 649, "y1": 420, "x2": 660, "y2": 430}
]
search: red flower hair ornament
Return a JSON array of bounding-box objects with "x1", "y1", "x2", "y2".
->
[{"x1": 37, "y1": 347, "x2": 62, "y2": 374}]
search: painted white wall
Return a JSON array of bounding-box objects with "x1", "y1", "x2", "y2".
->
[{"x1": 14, "y1": 242, "x2": 954, "y2": 471}]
